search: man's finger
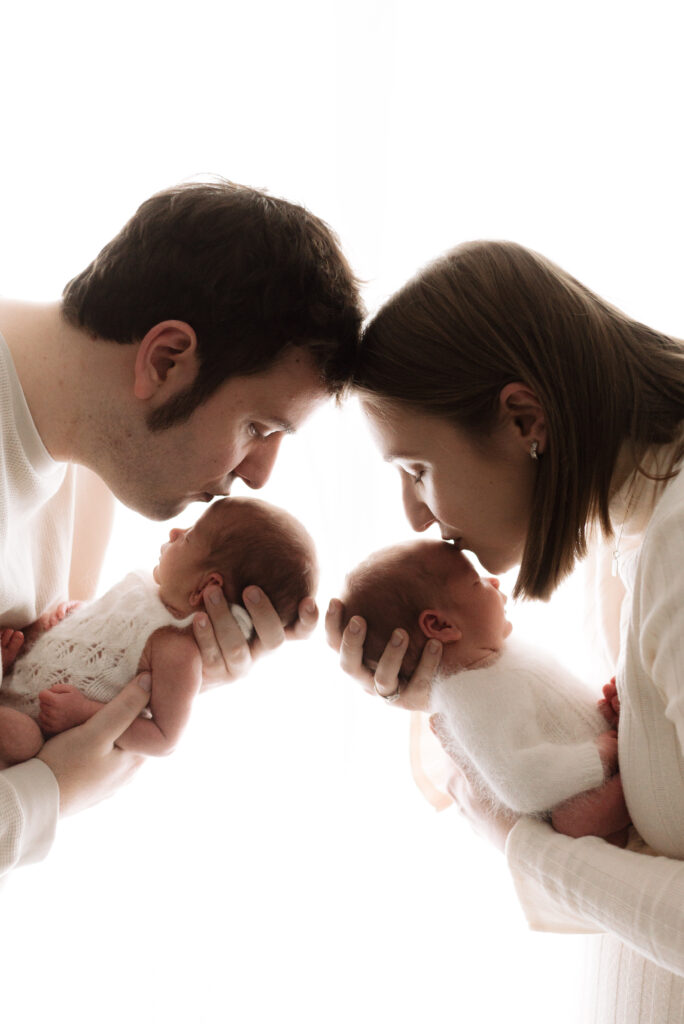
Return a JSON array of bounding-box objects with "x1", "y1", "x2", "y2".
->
[
  {"x1": 80, "y1": 674, "x2": 151, "y2": 748},
  {"x1": 325, "y1": 599, "x2": 344, "y2": 652},
  {"x1": 201, "y1": 586, "x2": 253, "y2": 675},
  {"x1": 290, "y1": 596, "x2": 318, "y2": 640},
  {"x1": 243, "y1": 587, "x2": 286, "y2": 651}
]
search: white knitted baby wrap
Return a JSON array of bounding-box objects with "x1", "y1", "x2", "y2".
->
[{"x1": 0, "y1": 572, "x2": 190, "y2": 720}]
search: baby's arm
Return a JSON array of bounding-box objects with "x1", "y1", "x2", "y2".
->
[
  {"x1": 111, "y1": 628, "x2": 202, "y2": 756},
  {"x1": 550, "y1": 731, "x2": 631, "y2": 843},
  {"x1": 39, "y1": 628, "x2": 202, "y2": 757}
]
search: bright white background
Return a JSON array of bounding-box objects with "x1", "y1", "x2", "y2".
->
[{"x1": 1, "y1": 2, "x2": 683, "y2": 1022}]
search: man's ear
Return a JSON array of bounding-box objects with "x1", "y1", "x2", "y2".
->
[
  {"x1": 418, "y1": 609, "x2": 463, "y2": 643},
  {"x1": 498, "y1": 381, "x2": 547, "y2": 454},
  {"x1": 133, "y1": 321, "x2": 199, "y2": 401},
  {"x1": 189, "y1": 571, "x2": 224, "y2": 608}
]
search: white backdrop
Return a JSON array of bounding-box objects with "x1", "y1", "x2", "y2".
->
[{"x1": 1, "y1": 2, "x2": 683, "y2": 1022}]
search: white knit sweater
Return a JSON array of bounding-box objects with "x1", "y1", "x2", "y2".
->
[
  {"x1": 0, "y1": 334, "x2": 73, "y2": 877},
  {"x1": 506, "y1": 453, "x2": 684, "y2": 1022},
  {"x1": 429, "y1": 639, "x2": 606, "y2": 817}
]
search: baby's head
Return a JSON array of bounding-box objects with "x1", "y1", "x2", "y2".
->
[
  {"x1": 341, "y1": 540, "x2": 511, "y2": 682},
  {"x1": 153, "y1": 497, "x2": 318, "y2": 630}
]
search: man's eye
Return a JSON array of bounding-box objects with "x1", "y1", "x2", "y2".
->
[{"x1": 248, "y1": 423, "x2": 265, "y2": 439}]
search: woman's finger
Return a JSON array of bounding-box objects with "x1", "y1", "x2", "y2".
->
[
  {"x1": 402, "y1": 639, "x2": 442, "y2": 709},
  {"x1": 338, "y1": 615, "x2": 374, "y2": 691},
  {"x1": 373, "y1": 629, "x2": 409, "y2": 697},
  {"x1": 243, "y1": 586, "x2": 286, "y2": 651}
]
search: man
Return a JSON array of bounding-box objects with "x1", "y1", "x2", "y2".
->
[{"x1": 0, "y1": 179, "x2": 362, "y2": 877}]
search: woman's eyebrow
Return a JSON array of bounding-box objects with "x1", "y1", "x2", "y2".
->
[{"x1": 383, "y1": 450, "x2": 420, "y2": 464}]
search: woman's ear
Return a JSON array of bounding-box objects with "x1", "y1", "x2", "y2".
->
[
  {"x1": 418, "y1": 609, "x2": 463, "y2": 643},
  {"x1": 189, "y1": 571, "x2": 224, "y2": 608},
  {"x1": 133, "y1": 320, "x2": 199, "y2": 401},
  {"x1": 498, "y1": 381, "x2": 547, "y2": 454}
]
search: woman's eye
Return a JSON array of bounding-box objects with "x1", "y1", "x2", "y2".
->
[{"x1": 413, "y1": 470, "x2": 425, "y2": 484}]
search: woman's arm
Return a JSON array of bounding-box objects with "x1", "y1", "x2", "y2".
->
[{"x1": 506, "y1": 817, "x2": 684, "y2": 975}]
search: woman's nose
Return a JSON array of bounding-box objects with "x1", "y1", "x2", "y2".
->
[{"x1": 401, "y1": 476, "x2": 436, "y2": 532}]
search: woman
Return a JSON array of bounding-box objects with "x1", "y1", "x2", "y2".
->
[{"x1": 326, "y1": 241, "x2": 684, "y2": 1021}]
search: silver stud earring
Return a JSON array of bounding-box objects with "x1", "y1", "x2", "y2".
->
[{"x1": 529, "y1": 440, "x2": 539, "y2": 460}]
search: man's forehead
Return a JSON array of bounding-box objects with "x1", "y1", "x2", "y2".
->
[{"x1": 256, "y1": 352, "x2": 328, "y2": 409}]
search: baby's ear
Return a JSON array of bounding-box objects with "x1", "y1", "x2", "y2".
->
[
  {"x1": 418, "y1": 609, "x2": 462, "y2": 643},
  {"x1": 189, "y1": 571, "x2": 224, "y2": 607}
]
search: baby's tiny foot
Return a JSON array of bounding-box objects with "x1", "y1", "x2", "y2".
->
[
  {"x1": 38, "y1": 684, "x2": 93, "y2": 734},
  {"x1": 1, "y1": 628, "x2": 25, "y2": 670},
  {"x1": 45, "y1": 601, "x2": 81, "y2": 630}
]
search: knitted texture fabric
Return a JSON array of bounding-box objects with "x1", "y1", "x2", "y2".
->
[
  {"x1": 506, "y1": 454, "x2": 684, "y2": 1021},
  {"x1": 1, "y1": 572, "x2": 191, "y2": 719},
  {"x1": 0, "y1": 332, "x2": 73, "y2": 876},
  {"x1": 430, "y1": 637, "x2": 605, "y2": 816}
]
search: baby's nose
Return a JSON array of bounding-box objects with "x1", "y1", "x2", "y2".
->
[
  {"x1": 169, "y1": 528, "x2": 183, "y2": 541},
  {"x1": 485, "y1": 577, "x2": 500, "y2": 589}
]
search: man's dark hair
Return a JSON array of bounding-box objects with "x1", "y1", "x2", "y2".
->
[{"x1": 62, "y1": 179, "x2": 363, "y2": 429}]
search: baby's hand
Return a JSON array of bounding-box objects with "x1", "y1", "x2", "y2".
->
[
  {"x1": 596, "y1": 729, "x2": 619, "y2": 778},
  {"x1": 22, "y1": 600, "x2": 82, "y2": 650},
  {"x1": 1, "y1": 628, "x2": 25, "y2": 670}
]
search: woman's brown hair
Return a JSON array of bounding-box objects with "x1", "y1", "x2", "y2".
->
[{"x1": 357, "y1": 241, "x2": 684, "y2": 599}]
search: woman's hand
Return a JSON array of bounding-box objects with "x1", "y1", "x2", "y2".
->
[
  {"x1": 193, "y1": 585, "x2": 318, "y2": 688},
  {"x1": 324, "y1": 598, "x2": 442, "y2": 711},
  {"x1": 429, "y1": 714, "x2": 519, "y2": 852}
]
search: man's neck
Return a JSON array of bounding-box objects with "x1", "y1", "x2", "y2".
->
[{"x1": 0, "y1": 299, "x2": 135, "y2": 467}]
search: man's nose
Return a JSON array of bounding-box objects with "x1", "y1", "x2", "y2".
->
[
  {"x1": 234, "y1": 435, "x2": 283, "y2": 490},
  {"x1": 401, "y1": 475, "x2": 436, "y2": 533}
]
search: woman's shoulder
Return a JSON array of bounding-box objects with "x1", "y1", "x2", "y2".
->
[{"x1": 642, "y1": 464, "x2": 684, "y2": 549}]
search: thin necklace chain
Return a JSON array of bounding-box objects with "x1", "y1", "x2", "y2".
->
[{"x1": 611, "y1": 481, "x2": 637, "y2": 577}]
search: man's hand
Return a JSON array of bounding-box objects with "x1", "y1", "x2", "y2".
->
[
  {"x1": 37, "y1": 674, "x2": 151, "y2": 815},
  {"x1": 193, "y1": 585, "x2": 318, "y2": 688},
  {"x1": 324, "y1": 598, "x2": 441, "y2": 712}
]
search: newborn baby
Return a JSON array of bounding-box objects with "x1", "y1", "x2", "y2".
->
[
  {"x1": 0, "y1": 497, "x2": 317, "y2": 765},
  {"x1": 341, "y1": 539, "x2": 629, "y2": 842}
]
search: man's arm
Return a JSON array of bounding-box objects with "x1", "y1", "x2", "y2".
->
[
  {"x1": 68, "y1": 466, "x2": 116, "y2": 601},
  {"x1": 0, "y1": 675, "x2": 151, "y2": 877}
]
